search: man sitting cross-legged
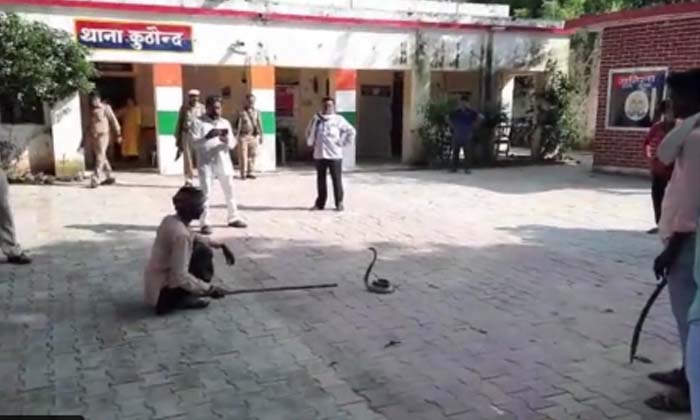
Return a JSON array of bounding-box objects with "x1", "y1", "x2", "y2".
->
[{"x1": 143, "y1": 186, "x2": 231, "y2": 315}]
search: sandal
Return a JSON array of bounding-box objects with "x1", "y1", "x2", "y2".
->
[
  {"x1": 648, "y1": 368, "x2": 688, "y2": 389},
  {"x1": 644, "y1": 390, "x2": 691, "y2": 413}
]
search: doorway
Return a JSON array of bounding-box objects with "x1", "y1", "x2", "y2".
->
[{"x1": 391, "y1": 72, "x2": 404, "y2": 159}]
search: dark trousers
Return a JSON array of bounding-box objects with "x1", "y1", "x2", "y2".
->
[
  {"x1": 651, "y1": 174, "x2": 669, "y2": 225},
  {"x1": 452, "y1": 142, "x2": 471, "y2": 171},
  {"x1": 315, "y1": 159, "x2": 343, "y2": 209},
  {"x1": 156, "y1": 240, "x2": 213, "y2": 315}
]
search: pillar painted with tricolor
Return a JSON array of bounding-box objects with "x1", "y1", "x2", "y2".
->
[
  {"x1": 248, "y1": 65, "x2": 276, "y2": 171},
  {"x1": 153, "y1": 63, "x2": 183, "y2": 175},
  {"x1": 333, "y1": 69, "x2": 357, "y2": 170}
]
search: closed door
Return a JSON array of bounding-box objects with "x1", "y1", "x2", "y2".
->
[{"x1": 358, "y1": 85, "x2": 392, "y2": 159}]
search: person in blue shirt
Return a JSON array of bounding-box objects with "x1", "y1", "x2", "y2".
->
[{"x1": 448, "y1": 94, "x2": 483, "y2": 174}]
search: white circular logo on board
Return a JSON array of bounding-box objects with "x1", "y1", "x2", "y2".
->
[{"x1": 625, "y1": 90, "x2": 650, "y2": 121}]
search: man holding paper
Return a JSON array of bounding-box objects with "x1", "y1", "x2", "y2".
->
[{"x1": 192, "y1": 95, "x2": 247, "y2": 235}]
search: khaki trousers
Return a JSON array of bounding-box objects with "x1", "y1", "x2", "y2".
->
[
  {"x1": 0, "y1": 168, "x2": 22, "y2": 258},
  {"x1": 182, "y1": 136, "x2": 196, "y2": 184},
  {"x1": 238, "y1": 135, "x2": 259, "y2": 178},
  {"x1": 91, "y1": 133, "x2": 113, "y2": 183}
]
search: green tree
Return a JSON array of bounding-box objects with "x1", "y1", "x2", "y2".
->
[{"x1": 0, "y1": 12, "x2": 95, "y2": 123}]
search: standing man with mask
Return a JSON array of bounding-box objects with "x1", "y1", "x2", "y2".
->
[
  {"x1": 306, "y1": 97, "x2": 356, "y2": 212},
  {"x1": 175, "y1": 89, "x2": 205, "y2": 186},
  {"x1": 235, "y1": 93, "x2": 264, "y2": 180},
  {"x1": 192, "y1": 95, "x2": 247, "y2": 235},
  {"x1": 84, "y1": 91, "x2": 122, "y2": 188}
]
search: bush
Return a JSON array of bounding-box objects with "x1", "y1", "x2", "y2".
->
[
  {"x1": 534, "y1": 60, "x2": 585, "y2": 159},
  {"x1": 0, "y1": 13, "x2": 95, "y2": 122},
  {"x1": 418, "y1": 96, "x2": 457, "y2": 167}
]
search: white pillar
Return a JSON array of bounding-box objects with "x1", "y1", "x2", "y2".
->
[{"x1": 51, "y1": 92, "x2": 85, "y2": 178}]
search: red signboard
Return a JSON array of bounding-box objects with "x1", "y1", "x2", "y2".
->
[{"x1": 75, "y1": 20, "x2": 193, "y2": 52}]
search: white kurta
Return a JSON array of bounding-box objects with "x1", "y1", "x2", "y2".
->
[
  {"x1": 143, "y1": 215, "x2": 211, "y2": 307},
  {"x1": 192, "y1": 115, "x2": 241, "y2": 225}
]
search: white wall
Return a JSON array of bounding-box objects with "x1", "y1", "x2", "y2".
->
[
  {"x1": 8, "y1": 7, "x2": 568, "y2": 73},
  {"x1": 51, "y1": 93, "x2": 85, "y2": 177},
  {"x1": 493, "y1": 33, "x2": 570, "y2": 72},
  {"x1": 0, "y1": 124, "x2": 52, "y2": 175}
]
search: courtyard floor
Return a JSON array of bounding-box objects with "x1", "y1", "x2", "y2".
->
[{"x1": 0, "y1": 161, "x2": 690, "y2": 419}]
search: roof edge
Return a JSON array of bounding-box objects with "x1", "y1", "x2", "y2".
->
[
  {"x1": 566, "y1": 2, "x2": 700, "y2": 31},
  {"x1": 0, "y1": 0, "x2": 571, "y2": 34}
]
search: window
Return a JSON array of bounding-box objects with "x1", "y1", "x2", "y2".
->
[{"x1": 606, "y1": 68, "x2": 667, "y2": 131}]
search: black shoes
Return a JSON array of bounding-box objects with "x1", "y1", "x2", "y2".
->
[
  {"x1": 246, "y1": 174, "x2": 256, "y2": 179},
  {"x1": 7, "y1": 253, "x2": 31, "y2": 265},
  {"x1": 228, "y1": 220, "x2": 248, "y2": 228}
]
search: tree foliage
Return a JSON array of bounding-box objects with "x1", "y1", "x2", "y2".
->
[
  {"x1": 0, "y1": 13, "x2": 95, "y2": 117},
  {"x1": 456, "y1": 0, "x2": 690, "y2": 19}
]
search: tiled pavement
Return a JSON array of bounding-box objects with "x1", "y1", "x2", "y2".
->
[{"x1": 0, "y1": 162, "x2": 691, "y2": 419}]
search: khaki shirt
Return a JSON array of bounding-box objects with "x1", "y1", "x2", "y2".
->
[
  {"x1": 89, "y1": 103, "x2": 120, "y2": 138},
  {"x1": 176, "y1": 102, "x2": 205, "y2": 148},
  {"x1": 143, "y1": 215, "x2": 211, "y2": 307},
  {"x1": 235, "y1": 107, "x2": 263, "y2": 138}
]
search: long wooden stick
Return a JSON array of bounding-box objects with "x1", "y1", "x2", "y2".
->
[{"x1": 222, "y1": 283, "x2": 338, "y2": 296}]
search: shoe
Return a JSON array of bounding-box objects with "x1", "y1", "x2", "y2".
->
[
  {"x1": 647, "y1": 227, "x2": 659, "y2": 234},
  {"x1": 649, "y1": 368, "x2": 688, "y2": 389},
  {"x1": 7, "y1": 253, "x2": 31, "y2": 265},
  {"x1": 201, "y1": 226, "x2": 213, "y2": 235},
  {"x1": 246, "y1": 174, "x2": 256, "y2": 179},
  {"x1": 335, "y1": 204, "x2": 345, "y2": 212},
  {"x1": 228, "y1": 220, "x2": 248, "y2": 229},
  {"x1": 464, "y1": 169, "x2": 472, "y2": 174},
  {"x1": 101, "y1": 177, "x2": 116, "y2": 185},
  {"x1": 177, "y1": 296, "x2": 210, "y2": 311},
  {"x1": 89, "y1": 178, "x2": 99, "y2": 189}
]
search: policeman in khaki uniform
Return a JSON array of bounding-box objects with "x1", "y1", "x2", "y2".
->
[
  {"x1": 175, "y1": 89, "x2": 205, "y2": 186},
  {"x1": 83, "y1": 92, "x2": 122, "y2": 188},
  {"x1": 235, "y1": 93, "x2": 264, "y2": 180}
]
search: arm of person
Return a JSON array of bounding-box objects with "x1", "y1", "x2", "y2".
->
[
  {"x1": 657, "y1": 115, "x2": 700, "y2": 165},
  {"x1": 655, "y1": 232, "x2": 693, "y2": 279},
  {"x1": 169, "y1": 233, "x2": 214, "y2": 296},
  {"x1": 234, "y1": 111, "x2": 243, "y2": 140},
  {"x1": 306, "y1": 115, "x2": 317, "y2": 147},
  {"x1": 192, "y1": 120, "x2": 228, "y2": 153},
  {"x1": 223, "y1": 120, "x2": 237, "y2": 151},
  {"x1": 339, "y1": 116, "x2": 357, "y2": 146},
  {"x1": 257, "y1": 112, "x2": 264, "y2": 144},
  {"x1": 643, "y1": 124, "x2": 661, "y2": 159},
  {"x1": 175, "y1": 107, "x2": 185, "y2": 150},
  {"x1": 106, "y1": 106, "x2": 122, "y2": 140}
]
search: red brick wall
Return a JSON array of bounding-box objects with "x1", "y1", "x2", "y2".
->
[{"x1": 594, "y1": 17, "x2": 700, "y2": 169}]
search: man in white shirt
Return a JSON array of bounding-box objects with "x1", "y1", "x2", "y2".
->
[
  {"x1": 192, "y1": 95, "x2": 247, "y2": 235},
  {"x1": 306, "y1": 97, "x2": 356, "y2": 211}
]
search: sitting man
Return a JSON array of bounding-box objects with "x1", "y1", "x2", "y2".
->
[{"x1": 144, "y1": 186, "x2": 230, "y2": 315}]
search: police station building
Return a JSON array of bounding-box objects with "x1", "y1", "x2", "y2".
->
[{"x1": 0, "y1": 0, "x2": 570, "y2": 177}]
